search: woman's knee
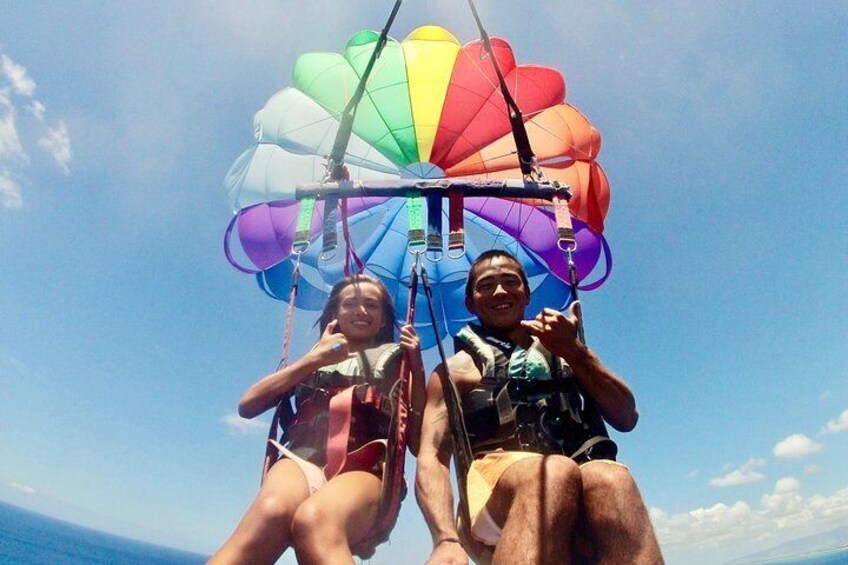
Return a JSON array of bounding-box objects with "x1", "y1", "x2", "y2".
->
[
  {"x1": 291, "y1": 498, "x2": 342, "y2": 548},
  {"x1": 253, "y1": 492, "x2": 298, "y2": 527}
]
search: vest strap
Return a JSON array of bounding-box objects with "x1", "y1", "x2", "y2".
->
[{"x1": 324, "y1": 384, "x2": 356, "y2": 480}]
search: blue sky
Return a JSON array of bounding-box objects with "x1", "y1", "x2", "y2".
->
[{"x1": 1, "y1": 2, "x2": 846, "y2": 563}]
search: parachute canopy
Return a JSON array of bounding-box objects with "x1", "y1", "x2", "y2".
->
[{"x1": 224, "y1": 25, "x2": 612, "y2": 346}]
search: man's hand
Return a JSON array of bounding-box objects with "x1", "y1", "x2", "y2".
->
[
  {"x1": 521, "y1": 301, "x2": 584, "y2": 361},
  {"x1": 425, "y1": 540, "x2": 470, "y2": 565}
]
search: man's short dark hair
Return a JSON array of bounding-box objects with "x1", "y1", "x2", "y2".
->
[{"x1": 465, "y1": 249, "x2": 530, "y2": 300}]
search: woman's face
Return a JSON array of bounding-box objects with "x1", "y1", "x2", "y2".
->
[{"x1": 335, "y1": 281, "x2": 385, "y2": 345}]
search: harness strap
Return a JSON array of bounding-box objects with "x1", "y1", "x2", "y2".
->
[
  {"x1": 426, "y1": 194, "x2": 443, "y2": 256},
  {"x1": 324, "y1": 385, "x2": 357, "y2": 480},
  {"x1": 341, "y1": 198, "x2": 364, "y2": 274},
  {"x1": 293, "y1": 197, "x2": 316, "y2": 253},
  {"x1": 420, "y1": 265, "x2": 475, "y2": 532},
  {"x1": 326, "y1": 0, "x2": 404, "y2": 181},
  {"x1": 467, "y1": 0, "x2": 536, "y2": 177},
  {"x1": 406, "y1": 192, "x2": 425, "y2": 248},
  {"x1": 261, "y1": 255, "x2": 302, "y2": 484},
  {"x1": 553, "y1": 195, "x2": 576, "y2": 250},
  {"x1": 447, "y1": 190, "x2": 465, "y2": 256},
  {"x1": 321, "y1": 196, "x2": 339, "y2": 258},
  {"x1": 366, "y1": 256, "x2": 420, "y2": 542}
]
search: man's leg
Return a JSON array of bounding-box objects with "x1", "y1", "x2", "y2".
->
[
  {"x1": 579, "y1": 461, "x2": 663, "y2": 564},
  {"x1": 485, "y1": 455, "x2": 582, "y2": 565}
]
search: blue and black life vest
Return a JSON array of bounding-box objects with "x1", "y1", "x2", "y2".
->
[{"x1": 455, "y1": 323, "x2": 617, "y2": 463}]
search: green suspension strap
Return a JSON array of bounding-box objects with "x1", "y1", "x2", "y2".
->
[
  {"x1": 292, "y1": 198, "x2": 316, "y2": 254},
  {"x1": 406, "y1": 191, "x2": 426, "y2": 250}
]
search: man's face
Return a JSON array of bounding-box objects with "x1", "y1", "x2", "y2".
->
[{"x1": 465, "y1": 256, "x2": 530, "y2": 331}]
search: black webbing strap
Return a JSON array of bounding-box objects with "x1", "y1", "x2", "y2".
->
[
  {"x1": 565, "y1": 252, "x2": 613, "y2": 449},
  {"x1": 467, "y1": 0, "x2": 536, "y2": 177},
  {"x1": 419, "y1": 266, "x2": 475, "y2": 532},
  {"x1": 326, "y1": 0, "x2": 404, "y2": 181}
]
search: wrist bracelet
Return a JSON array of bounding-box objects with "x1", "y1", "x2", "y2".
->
[{"x1": 435, "y1": 537, "x2": 462, "y2": 548}]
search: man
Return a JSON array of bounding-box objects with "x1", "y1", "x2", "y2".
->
[{"x1": 416, "y1": 250, "x2": 662, "y2": 564}]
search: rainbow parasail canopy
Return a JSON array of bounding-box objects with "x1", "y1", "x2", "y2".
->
[{"x1": 224, "y1": 25, "x2": 612, "y2": 346}]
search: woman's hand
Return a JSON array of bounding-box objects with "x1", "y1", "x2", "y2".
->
[
  {"x1": 399, "y1": 324, "x2": 424, "y2": 375},
  {"x1": 312, "y1": 319, "x2": 350, "y2": 365}
]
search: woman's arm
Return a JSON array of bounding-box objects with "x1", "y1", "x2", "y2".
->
[{"x1": 238, "y1": 319, "x2": 351, "y2": 419}]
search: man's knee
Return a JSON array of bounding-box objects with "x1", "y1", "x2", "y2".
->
[
  {"x1": 507, "y1": 455, "x2": 583, "y2": 505},
  {"x1": 581, "y1": 462, "x2": 640, "y2": 503},
  {"x1": 581, "y1": 462, "x2": 650, "y2": 530}
]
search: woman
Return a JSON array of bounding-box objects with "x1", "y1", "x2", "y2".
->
[{"x1": 211, "y1": 274, "x2": 426, "y2": 564}]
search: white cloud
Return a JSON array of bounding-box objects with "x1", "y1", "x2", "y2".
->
[
  {"x1": 652, "y1": 482, "x2": 848, "y2": 556},
  {"x1": 774, "y1": 476, "x2": 800, "y2": 494},
  {"x1": 1, "y1": 54, "x2": 36, "y2": 97},
  {"x1": 38, "y1": 121, "x2": 71, "y2": 174},
  {"x1": 26, "y1": 100, "x2": 45, "y2": 121},
  {"x1": 821, "y1": 408, "x2": 848, "y2": 434},
  {"x1": 709, "y1": 458, "x2": 766, "y2": 488},
  {"x1": 0, "y1": 93, "x2": 26, "y2": 161},
  {"x1": 7, "y1": 481, "x2": 35, "y2": 495},
  {"x1": 0, "y1": 48, "x2": 72, "y2": 209},
  {"x1": 221, "y1": 412, "x2": 268, "y2": 435},
  {"x1": 0, "y1": 169, "x2": 23, "y2": 209},
  {"x1": 773, "y1": 434, "x2": 823, "y2": 459}
]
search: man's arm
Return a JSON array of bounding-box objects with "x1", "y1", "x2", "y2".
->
[
  {"x1": 523, "y1": 302, "x2": 638, "y2": 432},
  {"x1": 416, "y1": 362, "x2": 470, "y2": 565}
]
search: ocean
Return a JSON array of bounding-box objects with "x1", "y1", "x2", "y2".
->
[
  {"x1": 0, "y1": 502, "x2": 208, "y2": 564},
  {"x1": 760, "y1": 547, "x2": 848, "y2": 565}
]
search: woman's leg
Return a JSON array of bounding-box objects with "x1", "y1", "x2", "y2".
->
[
  {"x1": 209, "y1": 459, "x2": 311, "y2": 565},
  {"x1": 290, "y1": 470, "x2": 383, "y2": 565}
]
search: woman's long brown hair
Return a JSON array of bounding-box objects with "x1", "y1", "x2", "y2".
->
[{"x1": 316, "y1": 274, "x2": 397, "y2": 346}]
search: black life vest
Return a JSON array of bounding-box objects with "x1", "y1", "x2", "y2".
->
[
  {"x1": 284, "y1": 343, "x2": 402, "y2": 465},
  {"x1": 455, "y1": 323, "x2": 617, "y2": 463}
]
